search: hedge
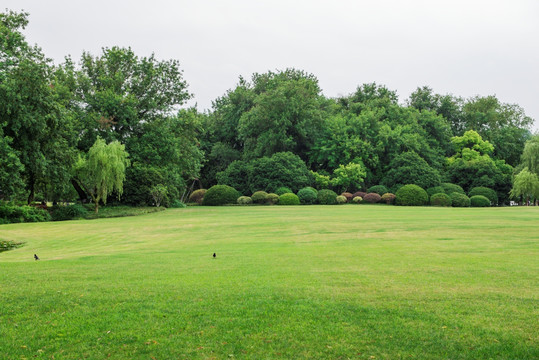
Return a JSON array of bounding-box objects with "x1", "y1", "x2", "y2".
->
[
  {"x1": 363, "y1": 193, "x2": 382, "y2": 203},
  {"x1": 278, "y1": 193, "x2": 300, "y2": 205},
  {"x1": 470, "y1": 195, "x2": 490, "y2": 207},
  {"x1": 336, "y1": 195, "x2": 347, "y2": 204},
  {"x1": 274, "y1": 187, "x2": 293, "y2": 196},
  {"x1": 468, "y1": 187, "x2": 497, "y2": 206},
  {"x1": 202, "y1": 185, "x2": 240, "y2": 206},
  {"x1": 266, "y1": 193, "x2": 280, "y2": 205},
  {"x1": 441, "y1": 183, "x2": 465, "y2": 195},
  {"x1": 381, "y1": 193, "x2": 396, "y2": 205},
  {"x1": 450, "y1": 193, "x2": 470, "y2": 207},
  {"x1": 395, "y1": 184, "x2": 428, "y2": 206},
  {"x1": 237, "y1": 196, "x2": 253, "y2": 205},
  {"x1": 251, "y1": 191, "x2": 269, "y2": 204},
  {"x1": 317, "y1": 189, "x2": 338, "y2": 205},
  {"x1": 188, "y1": 189, "x2": 207, "y2": 204},
  {"x1": 297, "y1": 187, "x2": 317, "y2": 205},
  {"x1": 430, "y1": 193, "x2": 452, "y2": 207},
  {"x1": 367, "y1": 185, "x2": 389, "y2": 196}
]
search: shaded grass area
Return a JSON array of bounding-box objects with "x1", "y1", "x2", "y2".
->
[
  {"x1": 1, "y1": 206, "x2": 538, "y2": 359},
  {"x1": 83, "y1": 205, "x2": 166, "y2": 219}
]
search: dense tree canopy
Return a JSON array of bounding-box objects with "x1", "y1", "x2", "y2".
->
[{"x1": 1, "y1": 9, "x2": 536, "y2": 207}]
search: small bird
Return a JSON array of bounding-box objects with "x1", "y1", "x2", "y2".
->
[
  {"x1": 213, "y1": 253, "x2": 216, "y2": 258},
  {"x1": 34, "y1": 254, "x2": 40, "y2": 261}
]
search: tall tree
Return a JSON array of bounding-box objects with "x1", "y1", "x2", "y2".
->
[{"x1": 73, "y1": 138, "x2": 130, "y2": 213}]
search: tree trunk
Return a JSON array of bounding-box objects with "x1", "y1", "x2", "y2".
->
[{"x1": 71, "y1": 178, "x2": 89, "y2": 203}]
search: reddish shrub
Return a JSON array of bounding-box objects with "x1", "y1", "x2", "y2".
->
[
  {"x1": 363, "y1": 192, "x2": 382, "y2": 203},
  {"x1": 341, "y1": 192, "x2": 353, "y2": 202},
  {"x1": 352, "y1": 191, "x2": 366, "y2": 199}
]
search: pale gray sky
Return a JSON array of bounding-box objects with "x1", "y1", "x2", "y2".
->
[{"x1": 4, "y1": 0, "x2": 539, "y2": 130}]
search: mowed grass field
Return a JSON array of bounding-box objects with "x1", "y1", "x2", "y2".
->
[{"x1": 1, "y1": 206, "x2": 538, "y2": 359}]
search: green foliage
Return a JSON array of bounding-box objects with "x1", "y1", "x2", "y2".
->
[
  {"x1": 510, "y1": 167, "x2": 539, "y2": 204},
  {"x1": 450, "y1": 193, "x2": 471, "y2": 207},
  {"x1": 468, "y1": 187, "x2": 497, "y2": 206},
  {"x1": 237, "y1": 196, "x2": 253, "y2": 205},
  {"x1": 297, "y1": 187, "x2": 318, "y2": 205},
  {"x1": 441, "y1": 183, "x2": 465, "y2": 195},
  {"x1": 202, "y1": 185, "x2": 239, "y2": 206},
  {"x1": 51, "y1": 204, "x2": 88, "y2": 221},
  {"x1": 310, "y1": 171, "x2": 331, "y2": 189},
  {"x1": 0, "y1": 239, "x2": 23, "y2": 252},
  {"x1": 274, "y1": 187, "x2": 293, "y2": 196},
  {"x1": 518, "y1": 135, "x2": 539, "y2": 176},
  {"x1": 331, "y1": 162, "x2": 366, "y2": 193},
  {"x1": 215, "y1": 160, "x2": 252, "y2": 195},
  {"x1": 430, "y1": 193, "x2": 452, "y2": 207},
  {"x1": 363, "y1": 193, "x2": 382, "y2": 204},
  {"x1": 336, "y1": 195, "x2": 347, "y2": 204},
  {"x1": 426, "y1": 186, "x2": 445, "y2": 198},
  {"x1": 73, "y1": 138, "x2": 130, "y2": 213},
  {"x1": 352, "y1": 196, "x2": 363, "y2": 204},
  {"x1": 266, "y1": 193, "x2": 280, "y2": 205},
  {"x1": 251, "y1": 191, "x2": 269, "y2": 204},
  {"x1": 188, "y1": 189, "x2": 207, "y2": 205},
  {"x1": 395, "y1": 185, "x2": 428, "y2": 206},
  {"x1": 367, "y1": 185, "x2": 389, "y2": 195},
  {"x1": 0, "y1": 203, "x2": 51, "y2": 223},
  {"x1": 150, "y1": 185, "x2": 168, "y2": 207},
  {"x1": 470, "y1": 195, "x2": 491, "y2": 207},
  {"x1": 317, "y1": 189, "x2": 338, "y2": 205},
  {"x1": 382, "y1": 151, "x2": 441, "y2": 190},
  {"x1": 278, "y1": 193, "x2": 300, "y2": 205},
  {"x1": 169, "y1": 200, "x2": 186, "y2": 208},
  {"x1": 381, "y1": 193, "x2": 396, "y2": 204},
  {"x1": 352, "y1": 191, "x2": 366, "y2": 199}
]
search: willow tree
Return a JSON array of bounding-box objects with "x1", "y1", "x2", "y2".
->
[
  {"x1": 510, "y1": 168, "x2": 539, "y2": 206},
  {"x1": 74, "y1": 138, "x2": 130, "y2": 213}
]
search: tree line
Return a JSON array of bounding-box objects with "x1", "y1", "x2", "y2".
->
[{"x1": 1, "y1": 10, "x2": 538, "y2": 207}]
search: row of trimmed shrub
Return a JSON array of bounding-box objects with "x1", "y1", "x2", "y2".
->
[
  {"x1": 0, "y1": 203, "x2": 51, "y2": 224},
  {"x1": 195, "y1": 183, "x2": 497, "y2": 208}
]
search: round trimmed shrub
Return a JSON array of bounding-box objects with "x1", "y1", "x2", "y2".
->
[
  {"x1": 251, "y1": 191, "x2": 269, "y2": 204},
  {"x1": 341, "y1": 192, "x2": 353, "y2": 202},
  {"x1": 441, "y1": 183, "x2": 465, "y2": 195},
  {"x1": 395, "y1": 184, "x2": 428, "y2": 206},
  {"x1": 237, "y1": 196, "x2": 253, "y2": 205},
  {"x1": 266, "y1": 193, "x2": 279, "y2": 205},
  {"x1": 336, "y1": 195, "x2": 347, "y2": 204},
  {"x1": 470, "y1": 195, "x2": 490, "y2": 207},
  {"x1": 188, "y1": 189, "x2": 207, "y2": 204},
  {"x1": 317, "y1": 189, "x2": 338, "y2": 205},
  {"x1": 202, "y1": 185, "x2": 240, "y2": 206},
  {"x1": 381, "y1": 193, "x2": 396, "y2": 205},
  {"x1": 297, "y1": 187, "x2": 317, "y2": 205},
  {"x1": 430, "y1": 193, "x2": 452, "y2": 207},
  {"x1": 352, "y1": 191, "x2": 366, "y2": 199},
  {"x1": 426, "y1": 186, "x2": 445, "y2": 198},
  {"x1": 274, "y1": 187, "x2": 293, "y2": 196},
  {"x1": 51, "y1": 204, "x2": 88, "y2": 221},
  {"x1": 450, "y1": 193, "x2": 470, "y2": 207},
  {"x1": 367, "y1": 185, "x2": 389, "y2": 196},
  {"x1": 363, "y1": 193, "x2": 382, "y2": 204},
  {"x1": 278, "y1": 193, "x2": 300, "y2": 205},
  {"x1": 352, "y1": 196, "x2": 362, "y2": 204},
  {"x1": 468, "y1": 187, "x2": 497, "y2": 206}
]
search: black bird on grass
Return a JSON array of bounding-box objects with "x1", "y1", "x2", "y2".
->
[
  {"x1": 34, "y1": 254, "x2": 39, "y2": 261},
  {"x1": 213, "y1": 253, "x2": 216, "y2": 258}
]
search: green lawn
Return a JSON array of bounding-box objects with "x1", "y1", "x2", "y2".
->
[{"x1": 1, "y1": 206, "x2": 538, "y2": 359}]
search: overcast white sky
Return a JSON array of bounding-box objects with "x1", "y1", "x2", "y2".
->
[{"x1": 4, "y1": 0, "x2": 539, "y2": 131}]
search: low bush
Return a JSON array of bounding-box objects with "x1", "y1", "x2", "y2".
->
[
  {"x1": 274, "y1": 187, "x2": 293, "y2": 196},
  {"x1": 450, "y1": 193, "x2": 470, "y2": 207},
  {"x1": 441, "y1": 183, "x2": 465, "y2": 195},
  {"x1": 0, "y1": 203, "x2": 51, "y2": 224},
  {"x1": 363, "y1": 193, "x2": 382, "y2": 203},
  {"x1": 395, "y1": 184, "x2": 428, "y2": 206},
  {"x1": 381, "y1": 193, "x2": 396, "y2": 205},
  {"x1": 317, "y1": 189, "x2": 338, "y2": 205},
  {"x1": 469, "y1": 187, "x2": 497, "y2": 206},
  {"x1": 430, "y1": 193, "x2": 452, "y2": 207},
  {"x1": 170, "y1": 200, "x2": 187, "y2": 208},
  {"x1": 51, "y1": 204, "x2": 88, "y2": 221},
  {"x1": 426, "y1": 186, "x2": 445, "y2": 198},
  {"x1": 352, "y1": 196, "x2": 362, "y2": 204},
  {"x1": 202, "y1": 185, "x2": 240, "y2": 206},
  {"x1": 266, "y1": 193, "x2": 280, "y2": 205},
  {"x1": 251, "y1": 191, "x2": 269, "y2": 204},
  {"x1": 278, "y1": 193, "x2": 300, "y2": 205},
  {"x1": 367, "y1": 185, "x2": 389, "y2": 195},
  {"x1": 352, "y1": 191, "x2": 366, "y2": 199},
  {"x1": 237, "y1": 196, "x2": 253, "y2": 205},
  {"x1": 188, "y1": 189, "x2": 207, "y2": 204},
  {"x1": 336, "y1": 195, "x2": 347, "y2": 204},
  {"x1": 341, "y1": 192, "x2": 353, "y2": 202},
  {"x1": 297, "y1": 187, "x2": 317, "y2": 205},
  {"x1": 470, "y1": 195, "x2": 490, "y2": 207},
  {"x1": 0, "y1": 240, "x2": 23, "y2": 253}
]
